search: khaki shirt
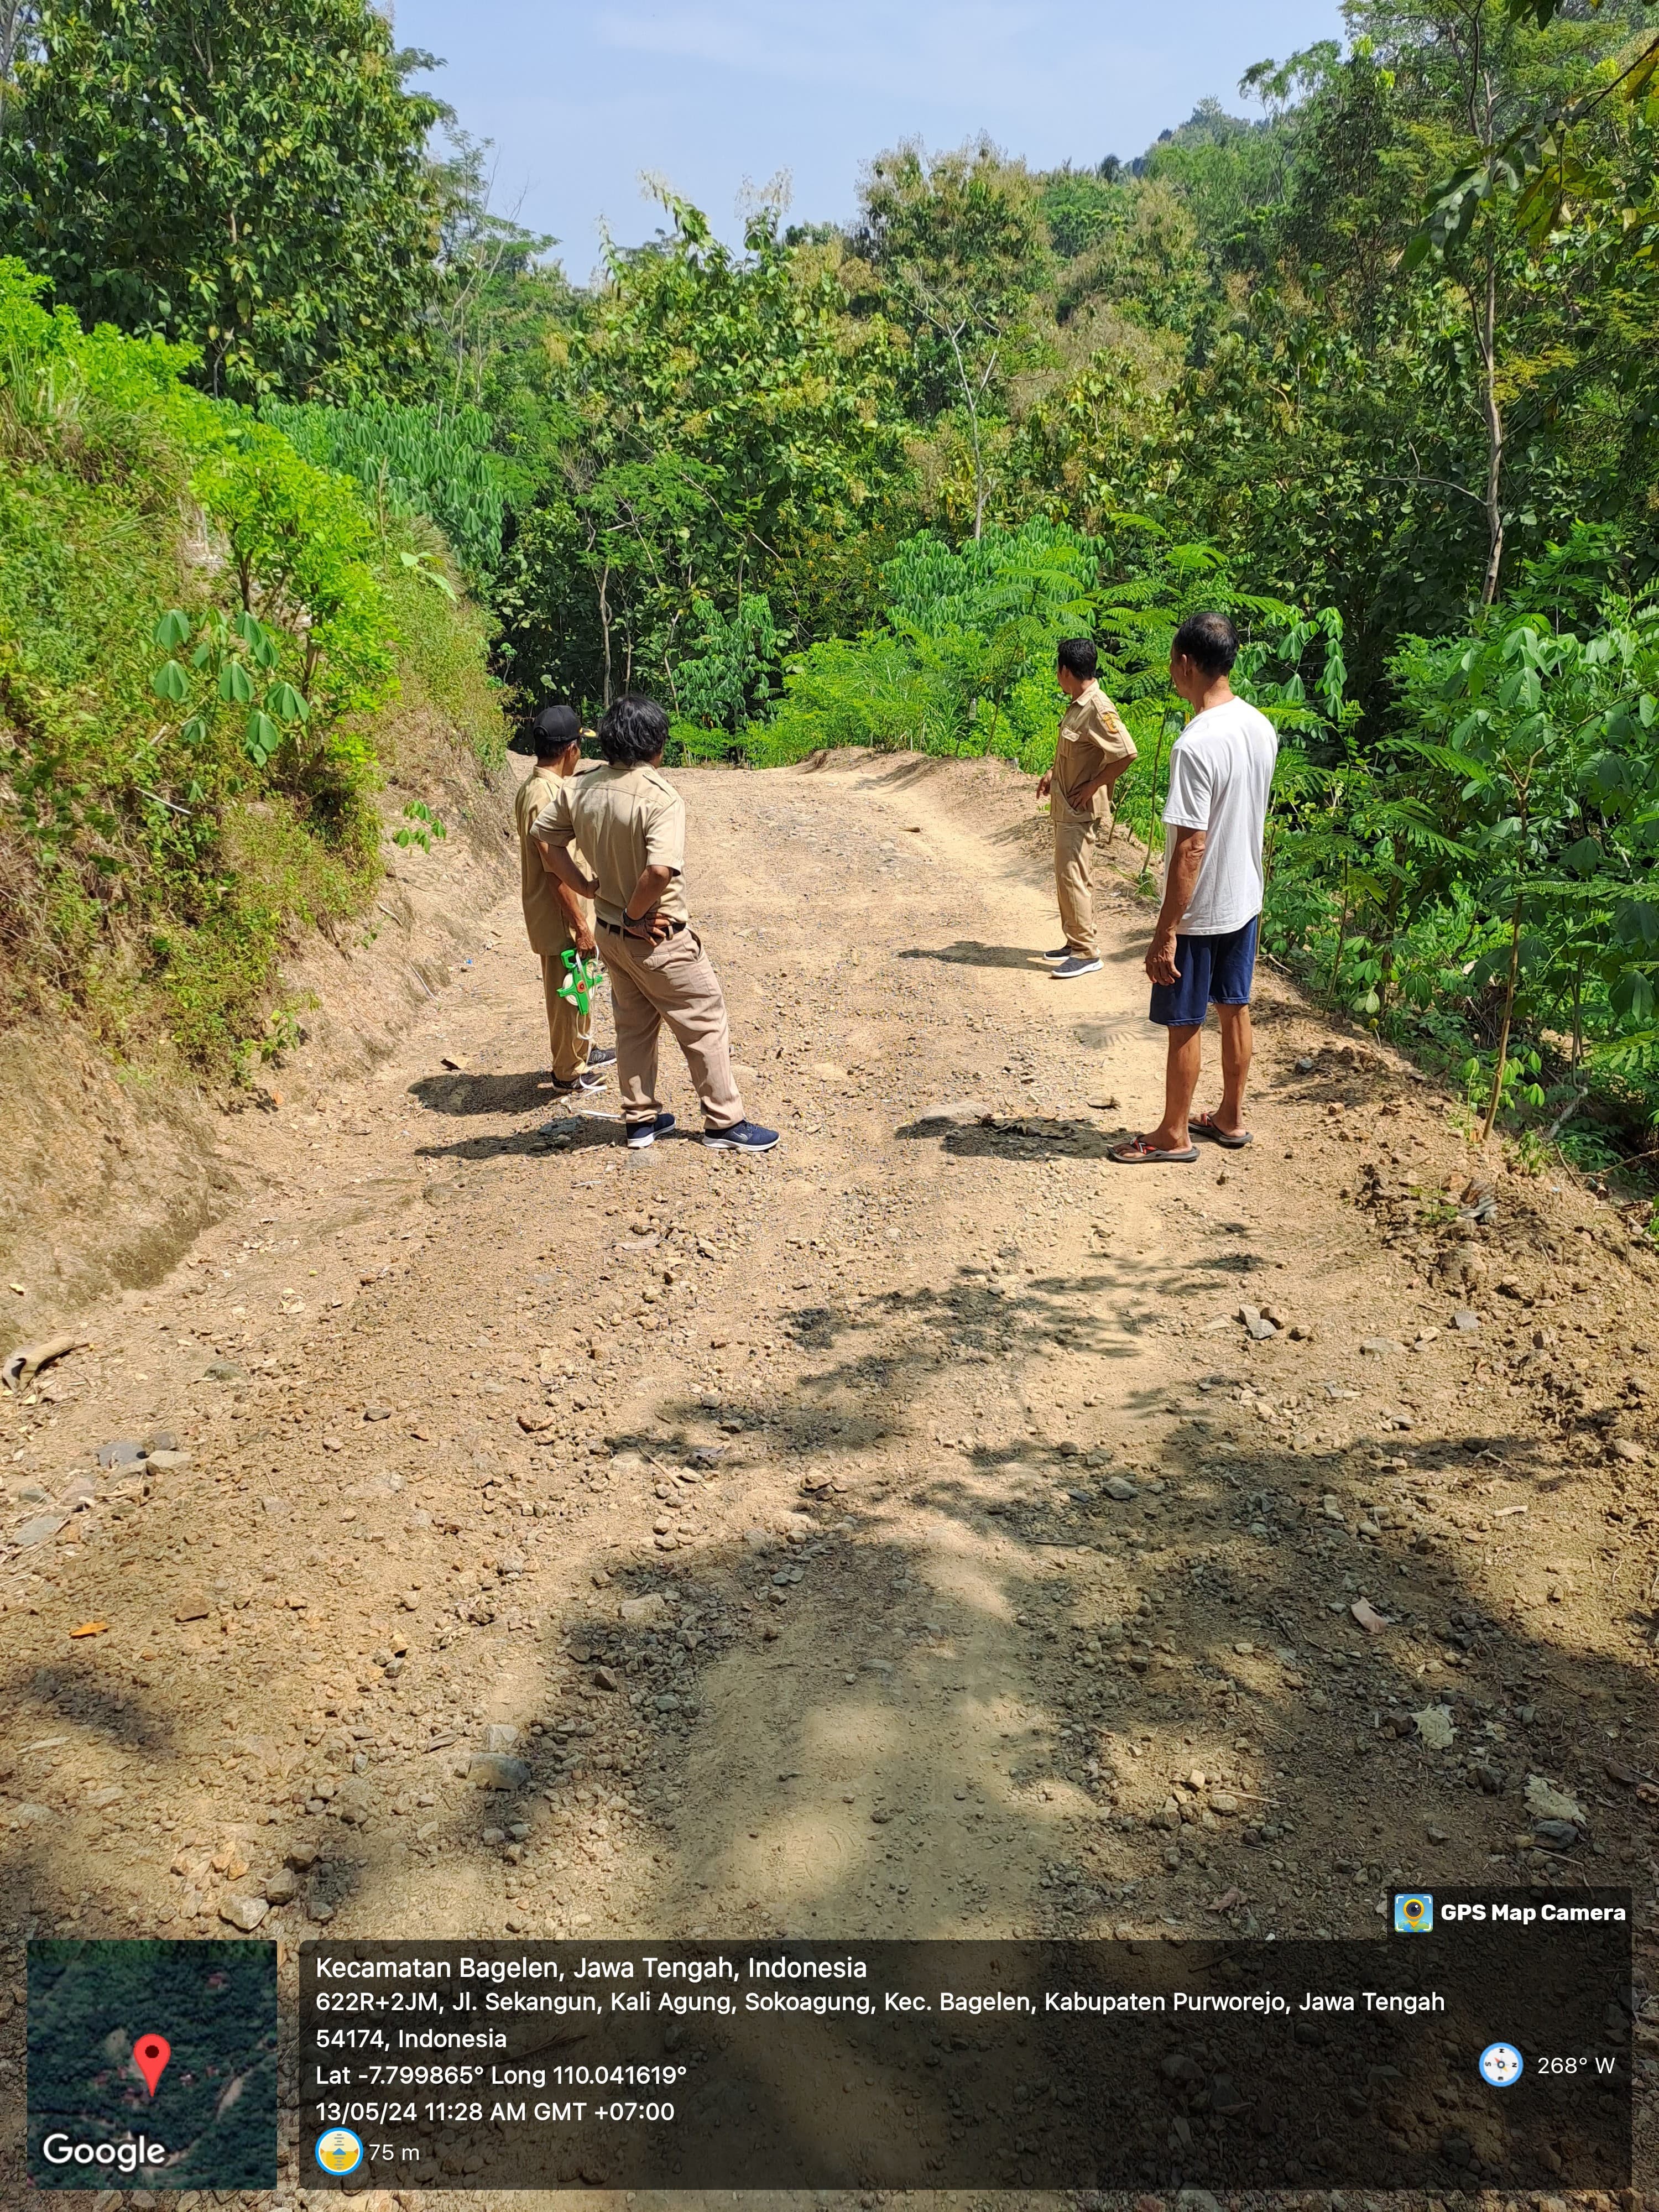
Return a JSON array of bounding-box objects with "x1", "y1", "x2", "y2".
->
[
  {"x1": 1054, "y1": 680, "x2": 1137, "y2": 821},
  {"x1": 533, "y1": 761, "x2": 690, "y2": 931},
  {"x1": 514, "y1": 766, "x2": 594, "y2": 954}
]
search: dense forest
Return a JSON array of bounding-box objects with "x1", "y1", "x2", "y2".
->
[{"x1": 1, "y1": 0, "x2": 1657, "y2": 1180}]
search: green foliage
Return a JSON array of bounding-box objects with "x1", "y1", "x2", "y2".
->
[
  {"x1": 375, "y1": 530, "x2": 506, "y2": 773},
  {"x1": 1404, "y1": 2, "x2": 1659, "y2": 263},
  {"x1": 1058, "y1": 11, "x2": 1659, "y2": 720},
  {"x1": 855, "y1": 139, "x2": 1051, "y2": 421},
  {"x1": 754, "y1": 520, "x2": 1096, "y2": 768},
  {"x1": 392, "y1": 798, "x2": 447, "y2": 852},
  {"x1": 1055, "y1": 177, "x2": 1211, "y2": 341},
  {"x1": 1392, "y1": 587, "x2": 1659, "y2": 1119},
  {"x1": 676, "y1": 593, "x2": 785, "y2": 735},
  {"x1": 750, "y1": 634, "x2": 966, "y2": 765},
  {"x1": 750, "y1": 521, "x2": 1345, "y2": 792},
  {"x1": 883, "y1": 520, "x2": 1099, "y2": 639},
  {"x1": 504, "y1": 186, "x2": 909, "y2": 712},
  {"x1": 7, "y1": 0, "x2": 1659, "y2": 1172},
  {"x1": 1039, "y1": 166, "x2": 1126, "y2": 260},
  {"x1": 263, "y1": 398, "x2": 509, "y2": 582},
  {"x1": 0, "y1": 254, "x2": 501, "y2": 1072},
  {"x1": 1141, "y1": 91, "x2": 1308, "y2": 275},
  {"x1": 854, "y1": 140, "x2": 1052, "y2": 533},
  {"x1": 0, "y1": 0, "x2": 442, "y2": 403},
  {"x1": 150, "y1": 606, "x2": 303, "y2": 769},
  {"x1": 427, "y1": 122, "x2": 567, "y2": 413},
  {"x1": 1259, "y1": 560, "x2": 1659, "y2": 1142},
  {"x1": 195, "y1": 422, "x2": 392, "y2": 707},
  {"x1": 1465, "y1": 1042, "x2": 1546, "y2": 1120}
]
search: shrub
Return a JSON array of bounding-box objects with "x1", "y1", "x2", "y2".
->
[
  {"x1": 0, "y1": 257, "x2": 502, "y2": 1073},
  {"x1": 263, "y1": 399, "x2": 510, "y2": 584}
]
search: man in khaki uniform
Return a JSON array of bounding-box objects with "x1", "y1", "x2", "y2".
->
[
  {"x1": 1036, "y1": 636, "x2": 1138, "y2": 979},
  {"x1": 533, "y1": 695, "x2": 778, "y2": 1154},
  {"x1": 514, "y1": 705, "x2": 614, "y2": 1095}
]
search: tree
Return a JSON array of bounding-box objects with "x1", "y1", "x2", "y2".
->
[
  {"x1": 1138, "y1": 88, "x2": 1310, "y2": 277},
  {"x1": 1039, "y1": 165, "x2": 1126, "y2": 260},
  {"x1": 0, "y1": 2, "x2": 36, "y2": 144},
  {"x1": 506, "y1": 187, "x2": 908, "y2": 712},
  {"x1": 428, "y1": 122, "x2": 565, "y2": 414},
  {"x1": 1078, "y1": 12, "x2": 1659, "y2": 728},
  {"x1": 1388, "y1": 585, "x2": 1659, "y2": 1131},
  {"x1": 1361, "y1": 0, "x2": 1641, "y2": 602},
  {"x1": 1053, "y1": 175, "x2": 1209, "y2": 342},
  {"x1": 854, "y1": 139, "x2": 1050, "y2": 537},
  {"x1": 0, "y1": 0, "x2": 442, "y2": 401},
  {"x1": 676, "y1": 593, "x2": 785, "y2": 735},
  {"x1": 1408, "y1": 0, "x2": 1659, "y2": 257}
]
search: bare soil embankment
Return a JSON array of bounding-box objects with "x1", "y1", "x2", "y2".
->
[{"x1": 0, "y1": 745, "x2": 517, "y2": 1343}]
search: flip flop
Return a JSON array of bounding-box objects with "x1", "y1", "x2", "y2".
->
[
  {"x1": 1192, "y1": 1113, "x2": 1253, "y2": 1150},
  {"x1": 1108, "y1": 1135, "x2": 1199, "y2": 1164}
]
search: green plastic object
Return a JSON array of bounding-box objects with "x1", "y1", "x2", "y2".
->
[{"x1": 557, "y1": 948, "x2": 602, "y2": 1016}]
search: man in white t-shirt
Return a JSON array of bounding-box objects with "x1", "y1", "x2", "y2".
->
[{"x1": 1109, "y1": 610, "x2": 1278, "y2": 1165}]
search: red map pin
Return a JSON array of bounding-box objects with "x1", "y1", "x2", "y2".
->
[{"x1": 133, "y1": 2034, "x2": 171, "y2": 2097}]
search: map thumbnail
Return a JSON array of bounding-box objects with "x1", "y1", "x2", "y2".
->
[{"x1": 28, "y1": 1939, "x2": 277, "y2": 2189}]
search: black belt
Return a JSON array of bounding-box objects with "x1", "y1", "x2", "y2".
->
[{"x1": 600, "y1": 918, "x2": 686, "y2": 939}]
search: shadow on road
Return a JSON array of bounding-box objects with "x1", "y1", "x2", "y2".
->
[
  {"x1": 498, "y1": 1384, "x2": 1658, "y2": 2103},
  {"x1": 410, "y1": 1070, "x2": 558, "y2": 1117},
  {"x1": 2, "y1": 1365, "x2": 1651, "y2": 2212},
  {"x1": 415, "y1": 1115, "x2": 633, "y2": 1166},
  {"x1": 1072, "y1": 1019, "x2": 1152, "y2": 1050},
  {"x1": 895, "y1": 942, "x2": 1047, "y2": 970},
  {"x1": 898, "y1": 1113, "x2": 1126, "y2": 1162}
]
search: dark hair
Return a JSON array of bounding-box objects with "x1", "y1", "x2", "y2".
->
[
  {"x1": 1056, "y1": 637, "x2": 1098, "y2": 681},
  {"x1": 1171, "y1": 611, "x2": 1239, "y2": 677},
  {"x1": 598, "y1": 694, "x2": 670, "y2": 765},
  {"x1": 531, "y1": 703, "x2": 581, "y2": 759}
]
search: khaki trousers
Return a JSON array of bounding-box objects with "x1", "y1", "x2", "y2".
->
[
  {"x1": 1054, "y1": 809, "x2": 1102, "y2": 958},
  {"x1": 597, "y1": 925, "x2": 745, "y2": 1130},
  {"x1": 539, "y1": 946, "x2": 594, "y2": 1082}
]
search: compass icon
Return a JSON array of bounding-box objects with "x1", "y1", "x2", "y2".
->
[
  {"x1": 1478, "y1": 2042, "x2": 1524, "y2": 2087},
  {"x1": 315, "y1": 2126, "x2": 364, "y2": 2173}
]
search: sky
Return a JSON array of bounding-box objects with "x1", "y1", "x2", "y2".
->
[{"x1": 391, "y1": 1, "x2": 1349, "y2": 281}]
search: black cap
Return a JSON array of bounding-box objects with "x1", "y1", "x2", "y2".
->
[
  {"x1": 512, "y1": 703, "x2": 582, "y2": 757},
  {"x1": 533, "y1": 704, "x2": 581, "y2": 753}
]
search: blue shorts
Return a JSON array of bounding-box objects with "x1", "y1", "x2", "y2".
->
[{"x1": 1148, "y1": 916, "x2": 1260, "y2": 1028}]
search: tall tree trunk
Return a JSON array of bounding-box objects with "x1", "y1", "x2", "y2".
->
[
  {"x1": 937, "y1": 312, "x2": 990, "y2": 541},
  {"x1": 1571, "y1": 956, "x2": 1584, "y2": 1069},
  {"x1": 968, "y1": 395, "x2": 986, "y2": 541},
  {"x1": 0, "y1": 2, "x2": 36, "y2": 144},
  {"x1": 1481, "y1": 891, "x2": 1524, "y2": 1141},
  {"x1": 598, "y1": 562, "x2": 613, "y2": 709},
  {"x1": 1478, "y1": 255, "x2": 1505, "y2": 606},
  {"x1": 1328, "y1": 864, "x2": 1352, "y2": 998},
  {"x1": 1378, "y1": 875, "x2": 1403, "y2": 1009}
]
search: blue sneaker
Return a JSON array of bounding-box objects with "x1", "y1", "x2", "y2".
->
[
  {"x1": 703, "y1": 1119, "x2": 779, "y2": 1152},
  {"x1": 625, "y1": 1112, "x2": 676, "y2": 1150},
  {"x1": 1051, "y1": 954, "x2": 1102, "y2": 979},
  {"x1": 585, "y1": 1046, "x2": 618, "y2": 1070}
]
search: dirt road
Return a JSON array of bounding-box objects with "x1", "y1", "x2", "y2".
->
[{"x1": 2, "y1": 750, "x2": 1656, "y2": 2202}]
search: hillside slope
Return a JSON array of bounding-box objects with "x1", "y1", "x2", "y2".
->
[
  {"x1": 0, "y1": 258, "x2": 514, "y2": 1327},
  {"x1": 0, "y1": 754, "x2": 516, "y2": 1331}
]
